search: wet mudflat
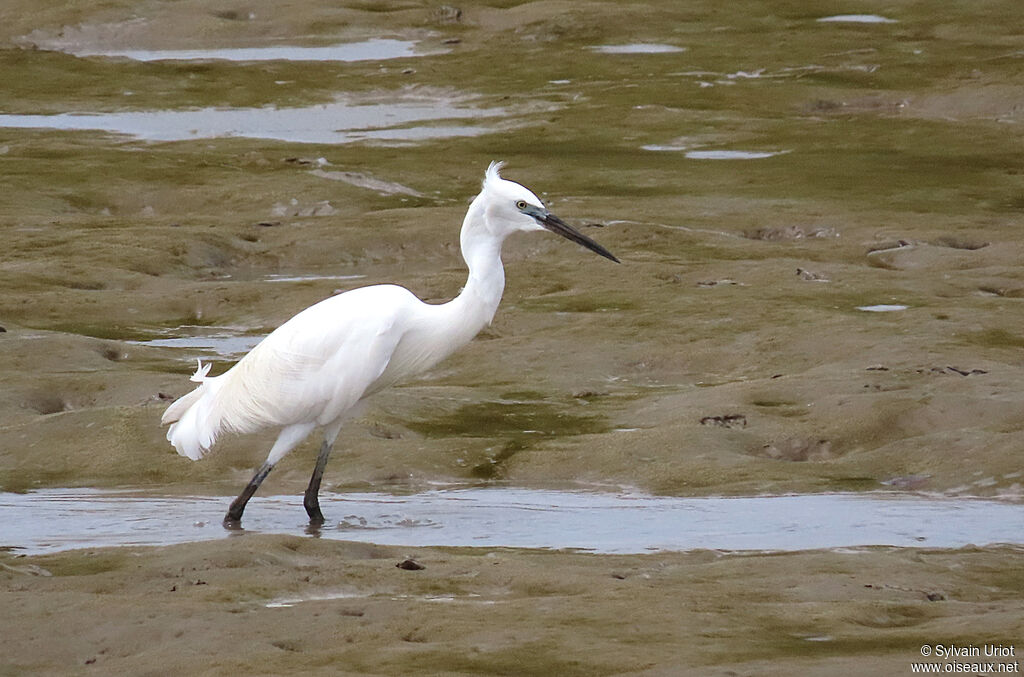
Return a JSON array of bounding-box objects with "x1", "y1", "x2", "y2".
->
[{"x1": 1, "y1": 0, "x2": 1023, "y2": 674}]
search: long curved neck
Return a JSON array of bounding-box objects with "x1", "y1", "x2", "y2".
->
[{"x1": 450, "y1": 197, "x2": 505, "y2": 332}]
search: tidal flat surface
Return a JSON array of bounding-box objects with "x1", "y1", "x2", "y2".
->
[{"x1": 1, "y1": 1, "x2": 1023, "y2": 674}]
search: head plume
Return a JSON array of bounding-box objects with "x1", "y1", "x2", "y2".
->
[{"x1": 483, "y1": 161, "x2": 506, "y2": 191}]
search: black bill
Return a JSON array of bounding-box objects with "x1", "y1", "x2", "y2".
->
[{"x1": 523, "y1": 205, "x2": 620, "y2": 263}]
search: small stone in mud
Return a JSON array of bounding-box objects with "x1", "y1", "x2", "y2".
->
[
  {"x1": 865, "y1": 365, "x2": 889, "y2": 371},
  {"x1": 796, "y1": 267, "x2": 830, "y2": 282},
  {"x1": 700, "y1": 414, "x2": 747, "y2": 428},
  {"x1": 255, "y1": 221, "x2": 281, "y2": 228},
  {"x1": 926, "y1": 592, "x2": 946, "y2": 602},
  {"x1": 396, "y1": 559, "x2": 425, "y2": 571},
  {"x1": 696, "y1": 279, "x2": 739, "y2": 288},
  {"x1": 432, "y1": 5, "x2": 462, "y2": 24}
]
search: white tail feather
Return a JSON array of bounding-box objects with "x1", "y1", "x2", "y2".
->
[{"x1": 163, "y1": 378, "x2": 225, "y2": 460}]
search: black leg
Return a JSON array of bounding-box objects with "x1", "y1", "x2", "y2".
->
[
  {"x1": 304, "y1": 439, "x2": 334, "y2": 526},
  {"x1": 224, "y1": 462, "x2": 273, "y2": 528}
]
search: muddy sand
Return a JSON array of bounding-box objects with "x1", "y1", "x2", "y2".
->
[{"x1": 1, "y1": 1, "x2": 1023, "y2": 674}]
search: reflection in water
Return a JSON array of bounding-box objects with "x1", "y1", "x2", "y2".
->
[{"x1": 2, "y1": 488, "x2": 1021, "y2": 555}]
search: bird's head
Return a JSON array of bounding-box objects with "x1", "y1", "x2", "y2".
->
[{"x1": 476, "y1": 161, "x2": 619, "y2": 263}]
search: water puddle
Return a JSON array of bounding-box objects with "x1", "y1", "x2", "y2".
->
[
  {"x1": 817, "y1": 15, "x2": 898, "y2": 24},
  {"x1": 685, "y1": 150, "x2": 788, "y2": 160},
  {"x1": 589, "y1": 44, "x2": 686, "y2": 55},
  {"x1": 68, "y1": 38, "x2": 438, "y2": 63},
  {"x1": 263, "y1": 591, "x2": 494, "y2": 608},
  {"x1": 265, "y1": 591, "x2": 363, "y2": 608},
  {"x1": 0, "y1": 97, "x2": 508, "y2": 145},
  {"x1": 2, "y1": 488, "x2": 1021, "y2": 556},
  {"x1": 642, "y1": 146, "x2": 789, "y2": 159},
  {"x1": 127, "y1": 327, "x2": 264, "y2": 357},
  {"x1": 264, "y1": 273, "x2": 366, "y2": 283},
  {"x1": 857, "y1": 304, "x2": 909, "y2": 312}
]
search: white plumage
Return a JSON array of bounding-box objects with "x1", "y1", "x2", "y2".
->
[{"x1": 162, "y1": 162, "x2": 618, "y2": 526}]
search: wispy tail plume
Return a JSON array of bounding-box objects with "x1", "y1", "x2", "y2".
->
[{"x1": 161, "y1": 366, "x2": 224, "y2": 460}]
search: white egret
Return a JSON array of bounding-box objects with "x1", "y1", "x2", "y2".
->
[{"x1": 162, "y1": 162, "x2": 618, "y2": 527}]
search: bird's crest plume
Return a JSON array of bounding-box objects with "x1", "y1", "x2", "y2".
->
[{"x1": 484, "y1": 160, "x2": 505, "y2": 190}]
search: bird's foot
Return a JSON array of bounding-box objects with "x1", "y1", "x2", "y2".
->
[
  {"x1": 304, "y1": 495, "x2": 325, "y2": 527},
  {"x1": 222, "y1": 514, "x2": 244, "y2": 530},
  {"x1": 305, "y1": 508, "x2": 325, "y2": 527}
]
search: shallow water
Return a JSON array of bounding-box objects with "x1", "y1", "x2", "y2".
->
[
  {"x1": 640, "y1": 144, "x2": 790, "y2": 158},
  {"x1": 685, "y1": 150, "x2": 789, "y2": 160},
  {"x1": 0, "y1": 99, "x2": 507, "y2": 144},
  {"x1": 857, "y1": 304, "x2": 909, "y2": 313},
  {"x1": 3, "y1": 488, "x2": 1021, "y2": 555},
  {"x1": 589, "y1": 44, "x2": 686, "y2": 55},
  {"x1": 264, "y1": 273, "x2": 367, "y2": 283},
  {"x1": 816, "y1": 14, "x2": 897, "y2": 24},
  {"x1": 127, "y1": 326, "x2": 265, "y2": 358},
  {"x1": 68, "y1": 38, "x2": 436, "y2": 63},
  {"x1": 128, "y1": 333, "x2": 264, "y2": 357}
]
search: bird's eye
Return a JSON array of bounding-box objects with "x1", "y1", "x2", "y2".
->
[{"x1": 515, "y1": 200, "x2": 528, "y2": 210}]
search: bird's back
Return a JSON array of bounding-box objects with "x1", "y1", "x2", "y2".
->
[
  {"x1": 215, "y1": 284, "x2": 423, "y2": 430},
  {"x1": 165, "y1": 284, "x2": 425, "y2": 457}
]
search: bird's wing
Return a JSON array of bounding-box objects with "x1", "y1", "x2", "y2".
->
[{"x1": 207, "y1": 285, "x2": 417, "y2": 435}]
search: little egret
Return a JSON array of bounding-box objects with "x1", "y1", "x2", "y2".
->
[{"x1": 162, "y1": 162, "x2": 618, "y2": 527}]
